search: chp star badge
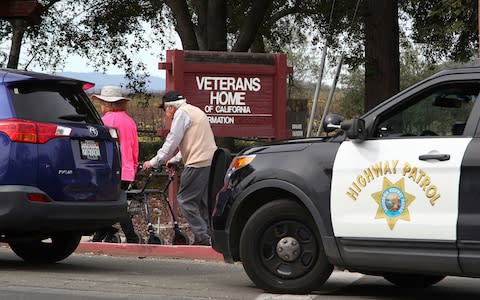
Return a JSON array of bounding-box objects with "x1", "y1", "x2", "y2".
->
[{"x1": 371, "y1": 177, "x2": 415, "y2": 230}]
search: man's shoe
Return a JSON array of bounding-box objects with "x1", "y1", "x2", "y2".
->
[{"x1": 192, "y1": 237, "x2": 211, "y2": 246}]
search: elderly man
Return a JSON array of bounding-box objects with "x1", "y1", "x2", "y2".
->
[{"x1": 143, "y1": 91, "x2": 217, "y2": 246}]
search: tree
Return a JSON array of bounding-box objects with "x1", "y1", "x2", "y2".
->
[
  {"x1": 1, "y1": 0, "x2": 173, "y2": 92},
  {"x1": 364, "y1": 0, "x2": 400, "y2": 111},
  {"x1": 399, "y1": 41, "x2": 441, "y2": 90},
  {"x1": 162, "y1": 1, "x2": 357, "y2": 146},
  {"x1": 0, "y1": 0, "x2": 48, "y2": 68},
  {"x1": 2, "y1": 1, "x2": 366, "y2": 73},
  {"x1": 339, "y1": 68, "x2": 365, "y2": 118},
  {"x1": 162, "y1": 0, "x2": 360, "y2": 54},
  {"x1": 1, "y1": 1, "x2": 341, "y2": 69},
  {"x1": 339, "y1": 41, "x2": 442, "y2": 119},
  {"x1": 2, "y1": 1, "x2": 437, "y2": 132},
  {"x1": 401, "y1": 0, "x2": 478, "y2": 63},
  {"x1": 0, "y1": 1, "x2": 393, "y2": 98},
  {"x1": 7, "y1": 19, "x2": 28, "y2": 69}
]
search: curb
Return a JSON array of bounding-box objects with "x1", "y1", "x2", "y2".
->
[{"x1": 76, "y1": 242, "x2": 224, "y2": 261}]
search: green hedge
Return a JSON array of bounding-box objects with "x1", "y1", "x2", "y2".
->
[{"x1": 139, "y1": 141, "x2": 163, "y2": 162}]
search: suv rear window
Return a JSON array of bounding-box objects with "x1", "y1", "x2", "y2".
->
[{"x1": 9, "y1": 81, "x2": 102, "y2": 124}]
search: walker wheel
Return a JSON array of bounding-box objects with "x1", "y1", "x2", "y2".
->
[
  {"x1": 147, "y1": 234, "x2": 164, "y2": 245},
  {"x1": 104, "y1": 233, "x2": 122, "y2": 243}
]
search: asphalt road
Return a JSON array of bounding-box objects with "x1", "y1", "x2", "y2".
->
[
  {"x1": 0, "y1": 247, "x2": 257, "y2": 300},
  {"x1": 1, "y1": 247, "x2": 480, "y2": 299}
]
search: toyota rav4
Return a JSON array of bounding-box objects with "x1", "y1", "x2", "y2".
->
[{"x1": 0, "y1": 69, "x2": 125, "y2": 263}]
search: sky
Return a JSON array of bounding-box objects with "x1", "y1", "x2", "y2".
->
[
  {"x1": 62, "y1": 52, "x2": 169, "y2": 78},
  {"x1": 35, "y1": 24, "x2": 183, "y2": 78}
]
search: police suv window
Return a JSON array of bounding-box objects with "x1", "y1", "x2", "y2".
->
[{"x1": 374, "y1": 83, "x2": 479, "y2": 138}]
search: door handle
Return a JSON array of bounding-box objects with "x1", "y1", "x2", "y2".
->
[{"x1": 418, "y1": 154, "x2": 450, "y2": 161}]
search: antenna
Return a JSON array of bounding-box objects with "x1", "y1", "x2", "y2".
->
[{"x1": 23, "y1": 52, "x2": 38, "y2": 71}]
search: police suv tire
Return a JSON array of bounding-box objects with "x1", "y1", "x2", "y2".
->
[
  {"x1": 9, "y1": 233, "x2": 82, "y2": 263},
  {"x1": 383, "y1": 273, "x2": 445, "y2": 288},
  {"x1": 239, "y1": 199, "x2": 333, "y2": 294}
]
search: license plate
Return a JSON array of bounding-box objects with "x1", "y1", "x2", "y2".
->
[{"x1": 80, "y1": 140, "x2": 101, "y2": 160}]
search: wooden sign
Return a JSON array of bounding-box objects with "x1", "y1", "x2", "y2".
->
[
  {"x1": 0, "y1": 0, "x2": 44, "y2": 25},
  {"x1": 158, "y1": 50, "x2": 293, "y2": 140}
]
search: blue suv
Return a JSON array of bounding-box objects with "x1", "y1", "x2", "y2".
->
[{"x1": 0, "y1": 69, "x2": 125, "y2": 263}]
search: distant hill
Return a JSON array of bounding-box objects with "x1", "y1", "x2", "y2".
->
[{"x1": 58, "y1": 72, "x2": 165, "y2": 93}]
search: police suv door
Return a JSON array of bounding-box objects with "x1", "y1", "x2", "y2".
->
[{"x1": 331, "y1": 79, "x2": 480, "y2": 274}]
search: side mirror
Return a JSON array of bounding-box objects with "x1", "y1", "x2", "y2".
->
[
  {"x1": 323, "y1": 114, "x2": 344, "y2": 133},
  {"x1": 340, "y1": 118, "x2": 366, "y2": 140}
]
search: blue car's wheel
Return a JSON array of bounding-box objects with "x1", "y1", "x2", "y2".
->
[{"x1": 9, "y1": 233, "x2": 82, "y2": 263}]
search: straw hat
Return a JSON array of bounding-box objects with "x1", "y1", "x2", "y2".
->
[{"x1": 92, "y1": 85, "x2": 130, "y2": 102}]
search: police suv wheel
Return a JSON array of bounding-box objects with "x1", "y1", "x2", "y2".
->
[
  {"x1": 239, "y1": 199, "x2": 333, "y2": 294},
  {"x1": 383, "y1": 273, "x2": 445, "y2": 288},
  {"x1": 9, "y1": 233, "x2": 82, "y2": 263}
]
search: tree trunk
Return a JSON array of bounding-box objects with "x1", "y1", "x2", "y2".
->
[
  {"x1": 364, "y1": 0, "x2": 400, "y2": 111},
  {"x1": 250, "y1": 33, "x2": 266, "y2": 53},
  {"x1": 192, "y1": 1, "x2": 208, "y2": 50},
  {"x1": 7, "y1": 19, "x2": 27, "y2": 69},
  {"x1": 232, "y1": 0, "x2": 272, "y2": 52},
  {"x1": 206, "y1": 0, "x2": 232, "y2": 150},
  {"x1": 207, "y1": 0, "x2": 227, "y2": 50},
  {"x1": 164, "y1": 0, "x2": 199, "y2": 50},
  {"x1": 165, "y1": 1, "x2": 271, "y2": 151}
]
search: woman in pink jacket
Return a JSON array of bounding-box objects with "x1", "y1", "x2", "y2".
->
[{"x1": 91, "y1": 86, "x2": 140, "y2": 243}]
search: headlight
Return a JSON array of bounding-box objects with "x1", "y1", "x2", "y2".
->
[
  {"x1": 229, "y1": 155, "x2": 256, "y2": 171},
  {"x1": 225, "y1": 155, "x2": 256, "y2": 182}
]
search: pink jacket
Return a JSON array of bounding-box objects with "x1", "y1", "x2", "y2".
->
[{"x1": 102, "y1": 111, "x2": 139, "y2": 182}]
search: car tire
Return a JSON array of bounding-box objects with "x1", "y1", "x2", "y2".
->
[
  {"x1": 383, "y1": 273, "x2": 445, "y2": 288},
  {"x1": 239, "y1": 199, "x2": 333, "y2": 294},
  {"x1": 9, "y1": 233, "x2": 82, "y2": 263}
]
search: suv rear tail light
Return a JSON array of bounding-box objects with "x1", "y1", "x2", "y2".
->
[
  {"x1": 82, "y1": 82, "x2": 95, "y2": 90},
  {"x1": 0, "y1": 118, "x2": 71, "y2": 144},
  {"x1": 27, "y1": 193, "x2": 50, "y2": 202}
]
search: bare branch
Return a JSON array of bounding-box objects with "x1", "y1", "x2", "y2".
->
[
  {"x1": 232, "y1": 0, "x2": 273, "y2": 52},
  {"x1": 164, "y1": 0, "x2": 199, "y2": 50}
]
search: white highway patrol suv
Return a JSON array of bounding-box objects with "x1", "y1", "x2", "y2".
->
[{"x1": 208, "y1": 64, "x2": 480, "y2": 294}]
